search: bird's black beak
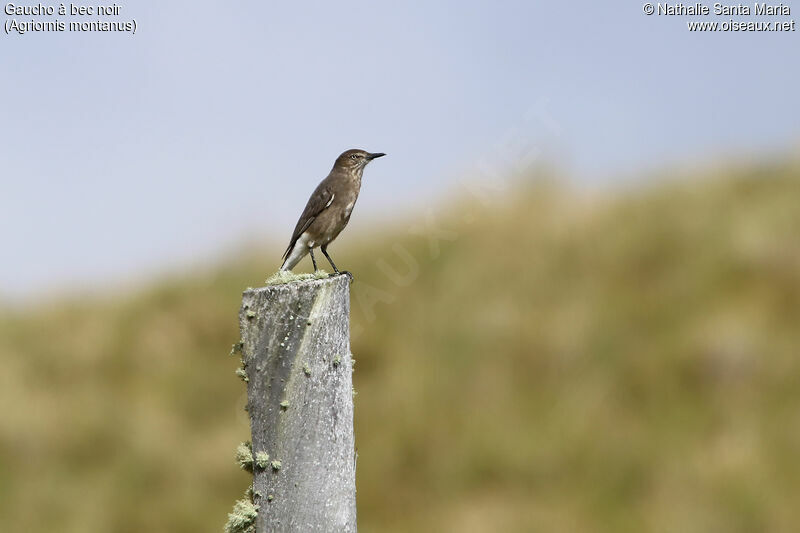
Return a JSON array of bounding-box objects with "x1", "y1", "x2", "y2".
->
[{"x1": 366, "y1": 152, "x2": 386, "y2": 161}]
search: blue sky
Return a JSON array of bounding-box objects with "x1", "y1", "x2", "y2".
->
[{"x1": 1, "y1": 1, "x2": 798, "y2": 299}]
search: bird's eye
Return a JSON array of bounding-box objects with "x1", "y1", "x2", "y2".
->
[{"x1": 350, "y1": 154, "x2": 358, "y2": 160}]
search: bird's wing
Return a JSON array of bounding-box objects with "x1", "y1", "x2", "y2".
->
[{"x1": 282, "y1": 183, "x2": 334, "y2": 260}]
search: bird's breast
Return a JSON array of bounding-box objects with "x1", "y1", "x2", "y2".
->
[{"x1": 343, "y1": 200, "x2": 355, "y2": 219}]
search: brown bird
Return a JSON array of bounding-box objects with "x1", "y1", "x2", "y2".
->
[{"x1": 280, "y1": 149, "x2": 386, "y2": 274}]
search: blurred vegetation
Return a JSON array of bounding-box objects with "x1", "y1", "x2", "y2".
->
[{"x1": 1, "y1": 159, "x2": 799, "y2": 532}]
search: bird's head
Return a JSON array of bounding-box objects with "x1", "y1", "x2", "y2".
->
[{"x1": 334, "y1": 149, "x2": 386, "y2": 173}]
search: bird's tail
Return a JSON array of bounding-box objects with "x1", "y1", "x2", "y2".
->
[{"x1": 280, "y1": 238, "x2": 309, "y2": 271}]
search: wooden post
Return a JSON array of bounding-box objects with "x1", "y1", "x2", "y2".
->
[{"x1": 239, "y1": 276, "x2": 356, "y2": 533}]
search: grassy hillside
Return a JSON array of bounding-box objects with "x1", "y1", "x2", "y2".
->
[{"x1": 1, "y1": 160, "x2": 799, "y2": 532}]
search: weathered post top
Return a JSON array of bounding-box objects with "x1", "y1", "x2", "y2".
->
[{"x1": 239, "y1": 275, "x2": 356, "y2": 533}]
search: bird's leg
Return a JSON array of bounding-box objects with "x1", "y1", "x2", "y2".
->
[
  {"x1": 320, "y1": 246, "x2": 340, "y2": 274},
  {"x1": 321, "y1": 246, "x2": 353, "y2": 281},
  {"x1": 309, "y1": 248, "x2": 318, "y2": 272}
]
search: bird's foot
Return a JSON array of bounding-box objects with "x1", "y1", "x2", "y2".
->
[{"x1": 330, "y1": 270, "x2": 354, "y2": 282}]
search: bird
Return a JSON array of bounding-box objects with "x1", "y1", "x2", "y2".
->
[{"x1": 280, "y1": 148, "x2": 386, "y2": 275}]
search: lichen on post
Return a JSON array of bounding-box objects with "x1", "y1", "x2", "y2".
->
[{"x1": 238, "y1": 275, "x2": 356, "y2": 532}]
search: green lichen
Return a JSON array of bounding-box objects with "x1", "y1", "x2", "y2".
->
[
  {"x1": 333, "y1": 354, "x2": 342, "y2": 367},
  {"x1": 230, "y1": 341, "x2": 243, "y2": 356},
  {"x1": 235, "y1": 367, "x2": 249, "y2": 383},
  {"x1": 255, "y1": 451, "x2": 270, "y2": 470},
  {"x1": 279, "y1": 400, "x2": 290, "y2": 410},
  {"x1": 267, "y1": 494, "x2": 274, "y2": 502},
  {"x1": 303, "y1": 364, "x2": 311, "y2": 377},
  {"x1": 271, "y1": 460, "x2": 282, "y2": 471},
  {"x1": 235, "y1": 441, "x2": 254, "y2": 472},
  {"x1": 224, "y1": 497, "x2": 258, "y2": 533},
  {"x1": 245, "y1": 310, "x2": 256, "y2": 319},
  {"x1": 265, "y1": 269, "x2": 330, "y2": 286}
]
